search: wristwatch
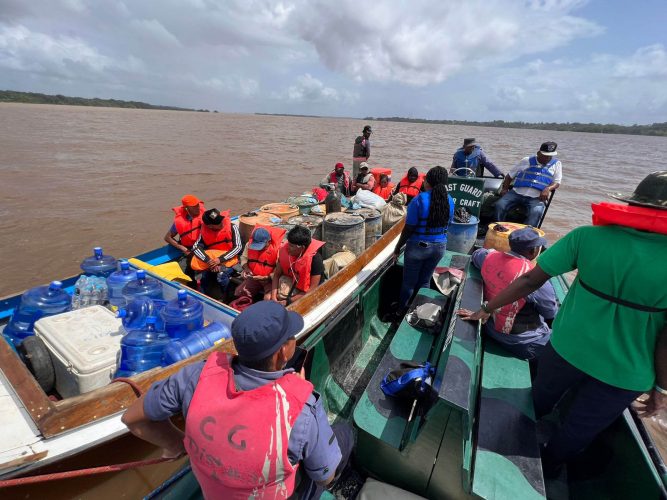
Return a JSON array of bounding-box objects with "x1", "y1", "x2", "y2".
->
[
  {"x1": 481, "y1": 301, "x2": 493, "y2": 314},
  {"x1": 655, "y1": 385, "x2": 667, "y2": 396}
]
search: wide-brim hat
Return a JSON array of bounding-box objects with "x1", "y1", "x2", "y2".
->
[{"x1": 609, "y1": 170, "x2": 667, "y2": 210}]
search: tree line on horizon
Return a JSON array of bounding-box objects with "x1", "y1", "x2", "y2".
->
[{"x1": 365, "y1": 116, "x2": 667, "y2": 137}]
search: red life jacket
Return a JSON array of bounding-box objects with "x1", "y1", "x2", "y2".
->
[
  {"x1": 481, "y1": 250, "x2": 535, "y2": 334},
  {"x1": 329, "y1": 171, "x2": 351, "y2": 193},
  {"x1": 372, "y1": 183, "x2": 395, "y2": 201},
  {"x1": 200, "y1": 210, "x2": 234, "y2": 252},
  {"x1": 184, "y1": 353, "x2": 313, "y2": 500},
  {"x1": 172, "y1": 203, "x2": 205, "y2": 248},
  {"x1": 279, "y1": 239, "x2": 325, "y2": 293},
  {"x1": 397, "y1": 176, "x2": 424, "y2": 199},
  {"x1": 592, "y1": 202, "x2": 667, "y2": 235},
  {"x1": 247, "y1": 225, "x2": 286, "y2": 277}
]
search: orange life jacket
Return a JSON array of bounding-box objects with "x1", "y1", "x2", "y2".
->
[
  {"x1": 172, "y1": 203, "x2": 205, "y2": 248},
  {"x1": 200, "y1": 210, "x2": 234, "y2": 252},
  {"x1": 372, "y1": 183, "x2": 395, "y2": 201},
  {"x1": 185, "y1": 352, "x2": 313, "y2": 500},
  {"x1": 247, "y1": 225, "x2": 286, "y2": 277},
  {"x1": 592, "y1": 202, "x2": 667, "y2": 235},
  {"x1": 481, "y1": 250, "x2": 535, "y2": 334},
  {"x1": 397, "y1": 176, "x2": 424, "y2": 199},
  {"x1": 279, "y1": 239, "x2": 325, "y2": 293}
]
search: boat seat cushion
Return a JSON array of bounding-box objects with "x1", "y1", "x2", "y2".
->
[{"x1": 472, "y1": 341, "x2": 546, "y2": 499}]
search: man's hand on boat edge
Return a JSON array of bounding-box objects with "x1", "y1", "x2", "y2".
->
[
  {"x1": 456, "y1": 308, "x2": 490, "y2": 324},
  {"x1": 632, "y1": 391, "x2": 667, "y2": 419}
]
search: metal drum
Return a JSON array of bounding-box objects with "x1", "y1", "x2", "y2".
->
[
  {"x1": 322, "y1": 213, "x2": 365, "y2": 259},
  {"x1": 287, "y1": 215, "x2": 323, "y2": 241},
  {"x1": 238, "y1": 211, "x2": 279, "y2": 243},
  {"x1": 259, "y1": 203, "x2": 299, "y2": 222},
  {"x1": 348, "y1": 208, "x2": 382, "y2": 249}
]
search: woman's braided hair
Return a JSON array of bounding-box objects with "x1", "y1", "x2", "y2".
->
[{"x1": 425, "y1": 166, "x2": 450, "y2": 228}]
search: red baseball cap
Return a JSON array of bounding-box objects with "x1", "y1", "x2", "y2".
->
[{"x1": 181, "y1": 194, "x2": 200, "y2": 207}]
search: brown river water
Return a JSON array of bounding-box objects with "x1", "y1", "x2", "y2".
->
[{"x1": 1, "y1": 103, "x2": 665, "y2": 297}]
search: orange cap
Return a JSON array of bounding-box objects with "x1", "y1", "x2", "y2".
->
[{"x1": 181, "y1": 194, "x2": 200, "y2": 207}]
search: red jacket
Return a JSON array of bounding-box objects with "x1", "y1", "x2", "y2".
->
[
  {"x1": 172, "y1": 203, "x2": 205, "y2": 248},
  {"x1": 278, "y1": 239, "x2": 325, "y2": 292},
  {"x1": 247, "y1": 225, "x2": 286, "y2": 276}
]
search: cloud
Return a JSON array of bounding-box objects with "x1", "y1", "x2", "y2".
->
[
  {"x1": 285, "y1": 73, "x2": 357, "y2": 103},
  {"x1": 611, "y1": 44, "x2": 667, "y2": 79}
]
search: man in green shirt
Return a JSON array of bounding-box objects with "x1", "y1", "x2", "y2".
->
[{"x1": 458, "y1": 171, "x2": 667, "y2": 476}]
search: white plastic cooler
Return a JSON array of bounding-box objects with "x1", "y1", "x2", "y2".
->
[{"x1": 34, "y1": 305, "x2": 123, "y2": 398}]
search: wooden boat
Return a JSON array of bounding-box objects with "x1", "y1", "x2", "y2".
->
[{"x1": 2, "y1": 179, "x2": 665, "y2": 499}]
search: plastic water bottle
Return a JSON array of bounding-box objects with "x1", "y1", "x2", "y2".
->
[
  {"x1": 122, "y1": 270, "x2": 164, "y2": 302},
  {"x1": 117, "y1": 297, "x2": 167, "y2": 331},
  {"x1": 80, "y1": 247, "x2": 118, "y2": 277},
  {"x1": 163, "y1": 322, "x2": 231, "y2": 366},
  {"x1": 3, "y1": 281, "x2": 71, "y2": 347},
  {"x1": 161, "y1": 290, "x2": 204, "y2": 339},
  {"x1": 115, "y1": 317, "x2": 170, "y2": 378},
  {"x1": 106, "y1": 261, "x2": 138, "y2": 307}
]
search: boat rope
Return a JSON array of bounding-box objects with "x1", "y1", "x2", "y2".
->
[
  {"x1": 0, "y1": 456, "x2": 180, "y2": 488},
  {"x1": 111, "y1": 377, "x2": 144, "y2": 397}
]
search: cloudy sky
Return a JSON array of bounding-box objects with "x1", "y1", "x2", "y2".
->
[{"x1": 1, "y1": 0, "x2": 665, "y2": 124}]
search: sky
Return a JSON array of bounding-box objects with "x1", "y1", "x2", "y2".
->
[{"x1": 0, "y1": 0, "x2": 665, "y2": 124}]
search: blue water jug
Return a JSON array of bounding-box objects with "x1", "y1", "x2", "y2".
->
[
  {"x1": 161, "y1": 290, "x2": 204, "y2": 339},
  {"x1": 117, "y1": 297, "x2": 167, "y2": 331},
  {"x1": 115, "y1": 317, "x2": 170, "y2": 378},
  {"x1": 3, "y1": 281, "x2": 71, "y2": 347},
  {"x1": 122, "y1": 270, "x2": 164, "y2": 302},
  {"x1": 163, "y1": 322, "x2": 231, "y2": 366},
  {"x1": 106, "y1": 261, "x2": 138, "y2": 307},
  {"x1": 80, "y1": 247, "x2": 118, "y2": 277}
]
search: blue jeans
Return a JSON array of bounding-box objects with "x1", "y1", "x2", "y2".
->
[
  {"x1": 399, "y1": 240, "x2": 446, "y2": 309},
  {"x1": 494, "y1": 190, "x2": 545, "y2": 227}
]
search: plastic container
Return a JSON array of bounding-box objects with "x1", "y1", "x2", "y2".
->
[
  {"x1": 259, "y1": 203, "x2": 299, "y2": 222},
  {"x1": 3, "y1": 281, "x2": 71, "y2": 347},
  {"x1": 122, "y1": 269, "x2": 164, "y2": 302},
  {"x1": 238, "y1": 212, "x2": 281, "y2": 243},
  {"x1": 325, "y1": 189, "x2": 342, "y2": 214},
  {"x1": 447, "y1": 216, "x2": 479, "y2": 254},
  {"x1": 34, "y1": 305, "x2": 123, "y2": 397},
  {"x1": 80, "y1": 247, "x2": 118, "y2": 277},
  {"x1": 106, "y1": 261, "x2": 138, "y2": 307},
  {"x1": 117, "y1": 297, "x2": 167, "y2": 331},
  {"x1": 348, "y1": 208, "x2": 382, "y2": 249},
  {"x1": 287, "y1": 215, "x2": 323, "y2": 240},
  {"x1": 322, "y1": 213, "x2": 365, "y2": 259},
  {"x1": 163, "y1": 322, "x2": 232, "y2": 366},
  {"x1": 115, "y1": 317, "x2": 170, "y2": 378},
  {"x1": 483, "y1": 222, "x2": 546, "y2": 253},
  {"x1": 160, "y1": 290, "x2": 204, "y2": 339}
]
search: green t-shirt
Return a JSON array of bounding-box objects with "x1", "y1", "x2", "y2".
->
[{"x1": 537, "y1": 225, "x2": 667, "y2": 391}]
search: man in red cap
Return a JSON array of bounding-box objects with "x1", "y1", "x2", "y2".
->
[
  {"x1": 164, "y1": 194, "x2": 205, "y2": 280},
  {"x1": 320, "y1": 162, "x2": 351, "y2": 196}
]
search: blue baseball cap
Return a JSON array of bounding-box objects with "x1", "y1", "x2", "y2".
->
[
  {"x1": 248, "y1": 227, "x2": 271, "y2": 251},
  {"x1": 231, "y1": 301, "x2": 304, "y2": 361},
  {"x1": 509, "y1": 227, "x2": 548, "y2": 253}
]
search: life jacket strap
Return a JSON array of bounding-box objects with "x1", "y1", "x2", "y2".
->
[{"x1": 579, "y1": 278, "x2": 667, "y2": 313}]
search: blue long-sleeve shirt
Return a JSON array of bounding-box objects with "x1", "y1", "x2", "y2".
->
[{"x1": 451, "y1": 146, "x2": 503, "y2": 178}]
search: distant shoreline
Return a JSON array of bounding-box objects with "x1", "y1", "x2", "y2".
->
[{"x1": 0, "y1": 90, "x2": 213, "y2": 113}]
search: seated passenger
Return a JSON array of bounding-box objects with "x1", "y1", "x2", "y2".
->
[
  {"x1": 320, "y1": 162, "x2": 352, "y2": 196},
  {"x1": 271, "y1": 226, "x2": 325, "y2": 305},
  {"x1": 234, "y1": 225, "x2": 286, "y2": 303},
  {"x1": 372, "y1": 174, "x2": 395, "y2": 201},
  {"x1": 495, "y1": 142, "x2": 562, "y2": 227},
  {"x1": 450, "y1": 138, "x2": 503, "y2": 178},
  {"x1": 472, "y1": 227, "x2": 558, "y2": 360},
  {"x1": 351, "y1": 162, "x2": 375, "y2": 194},
  {"x1": 191, "y1": 208, "x2": 242, "y2": 298},
  {"x1": 392, "y1": 167, "x2": 424, "y2": 204},
  {"x1": 164, "y1": 194, "x2": 205, "y2": 280}
]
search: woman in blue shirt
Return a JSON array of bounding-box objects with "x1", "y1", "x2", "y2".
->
[{"x1": 393, "y1": 166, "x2": 455, "y2": 315}]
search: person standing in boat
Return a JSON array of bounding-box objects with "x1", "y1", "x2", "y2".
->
[
  {"x1": 450, "y1": 138, "x2": 504, "y2": 178},
  {"x1": 164, "y1": 194, "x2": 205, "y2": 280},
  {"x1": 372, "y1": 174, "x2": 395, "y2": 201},
  {"x1": 320, "y1": 162, "x2": 352, "y2": 196},
  {"x1": 191, "y1": 208, "x2": 242, "y2": 298},
  {"x1": 352, "y1": 125, "x2": 372, "y2": 179},
  {"x1": 393, "y1": 166, "x2": 455, "y2": 318},
  {"x1": 392, "y1": 167, "x2": 425, "y2": 204},
  {"x1": 472, "y1": 227, "x2": 558, "y2": 360},
  {"x1": 122, "y1": 301, "x2": 353, "y2": 500},
  {"x1": 234, "y1": 225, "x2": 286, "y2": 304},
  {"x1": 494, "y1": 141, "x2": 561, "y2": 227},
  {"x1": 351, "y1": 162, "x2": 376, "y2": 194},
  {"x1": 271, "y1": 225, "x2": 325, "y2": 305},
  {"x1": 458, "y1": 171, "x2": 667, "y2": 478}
]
